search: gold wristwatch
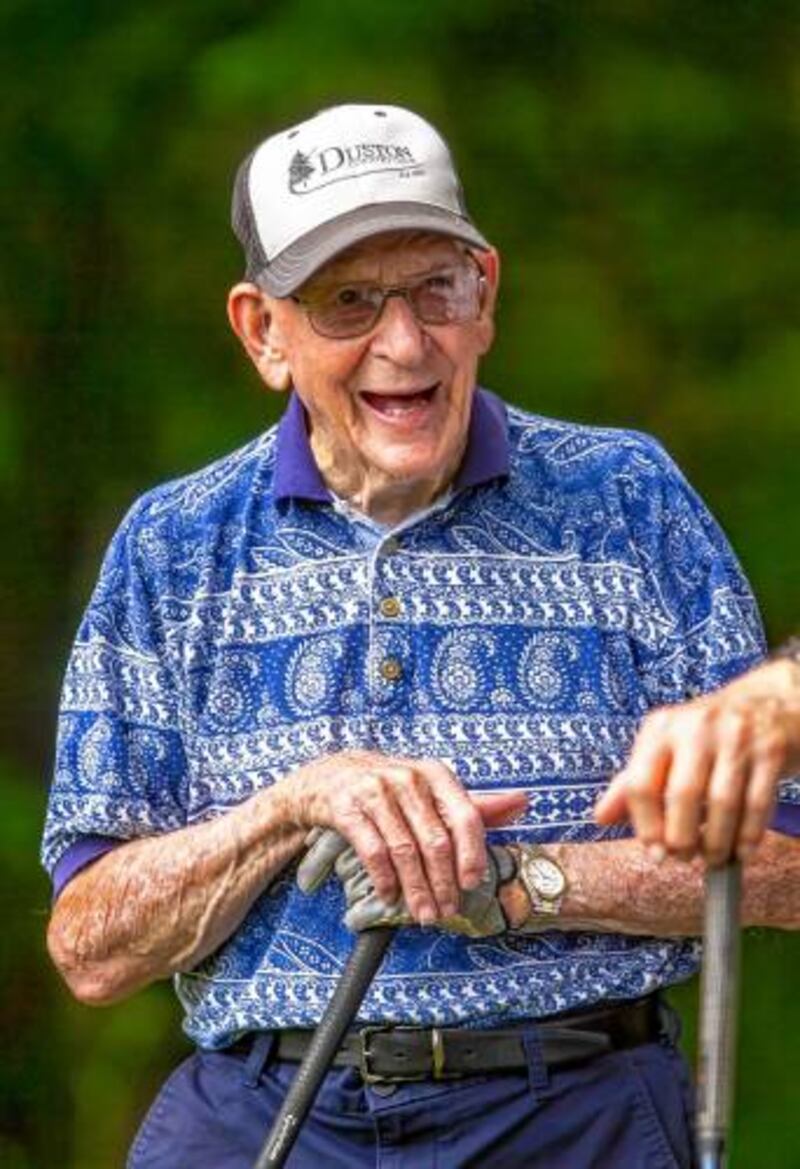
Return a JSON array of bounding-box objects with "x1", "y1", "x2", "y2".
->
[{"x1": 515, "y1": 844, "x2": 567, "y2": 919}]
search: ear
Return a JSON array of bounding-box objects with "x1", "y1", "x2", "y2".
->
[
  {"x1": 227, "y1": 282, "x2": 292, "y2": 393},
  {"x1": 473, "y1": 246, "x2": 500, "y2": 356}
]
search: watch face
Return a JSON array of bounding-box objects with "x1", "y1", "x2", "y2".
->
[{"x1": 527, "y1": 856, "x2": 566, "y2": 899}]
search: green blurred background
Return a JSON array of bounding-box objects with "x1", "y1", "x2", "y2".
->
[{"x1": 3, "y1": 1, "x2": 799, "y2": 1165}]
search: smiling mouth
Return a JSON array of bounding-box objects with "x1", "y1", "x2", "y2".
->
[{"x1": 359, "y1": 384, "x2": 439, "y2": 417}]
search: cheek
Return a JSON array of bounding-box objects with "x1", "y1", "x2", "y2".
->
[
  {"x1": 294, "y1": 357, "x2": 361, "y2": 417},
  {"x1": 446, "y1": 335, "x2": 484, "y2": 390}
]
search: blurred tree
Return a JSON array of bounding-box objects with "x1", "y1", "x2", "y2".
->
[{"x1": 3, "y1": 1, "x2": 798, "y2": 1164}]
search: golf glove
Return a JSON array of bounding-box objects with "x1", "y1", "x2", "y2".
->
[{"x1": 297, "y1": 828, "x2": 517, "y2": 936}]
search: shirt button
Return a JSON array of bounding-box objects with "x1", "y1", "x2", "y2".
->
[
  {"x1": 379, "y1": 596, "x2": 402, "y2": 619},
  {"x1": 381, "y1": 537, "x2": 399, "y2": 555},
  {"x1": 380, "y1": 657, "x2": 403, "y2": 682}
]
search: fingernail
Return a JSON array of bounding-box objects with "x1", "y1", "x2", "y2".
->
[
  {"x1": 648, "y1": 843, "x2": 667, "y2": 865},
  {"x1": 419, "y1": 907, "x2": 436, "y2": 926},
  {"x1": 441, "y1": 901, "x2": 458, "y2": 918},
  {"x1": 737, "y1": 843, "x2": 754, "y2": 862}
]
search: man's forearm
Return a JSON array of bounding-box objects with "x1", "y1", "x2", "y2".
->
[
  {"x1": 47, "y1": 783, "x2": 306, "y2": 1005},
  {"x1": 501, "y1": 831, "x2": 800, "y2": 936},
  {"x1": 46, "y1": 749, "x2": 527, "y2": 1007}
]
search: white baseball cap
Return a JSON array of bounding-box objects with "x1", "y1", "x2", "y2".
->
[{"x1": 231, "y1": 103, "x2": 489, "y2": 296}]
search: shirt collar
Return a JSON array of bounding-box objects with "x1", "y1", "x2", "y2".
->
[{"x1": 273, "y1": 386, "x2": 509, "y2": 504}]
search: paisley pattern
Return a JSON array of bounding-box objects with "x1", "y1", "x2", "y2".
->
[
  {"x1": 517, "y1": 633, "x2": 580, "y2": 707},
  {"x1": 286, "y1": 635, "x2": 348, "y2": 714},
  {"x1": 431, "y1": 630, "x2": 497, "y2": 709},
  {"x1": 42, "y1": 392, "x2": 777, "y2": 1048},
  {"x1": 203, "y1": 652, "x2": 261, "y2": 732}
]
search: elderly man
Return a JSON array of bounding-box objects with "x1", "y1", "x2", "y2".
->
[{"x1": 43, "y1": 105, "x2": 800, "y2": 1169}]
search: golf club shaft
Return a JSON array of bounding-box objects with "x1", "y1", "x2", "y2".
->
[
  {"x1": 696, "y1": 861, "x2": 742, "y2": 1169},
  {"x1": 254, "y1": 926, "x2": 393, "y2": 1169}
]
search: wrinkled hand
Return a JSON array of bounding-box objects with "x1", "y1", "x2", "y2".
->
[
  {"x1": 595, "y1": 659, "x2": 800, "y2": 865},
  {"x1": 298, "y1": 828, "x2": 518, "y2": 936},
  {"x1": 282, "y1": 749, "x2": 527, "y2": 925}
]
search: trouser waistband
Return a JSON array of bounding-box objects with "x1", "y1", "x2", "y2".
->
[{"x1": 229, "y1": 995, "x2": 665, "y2": 1084}]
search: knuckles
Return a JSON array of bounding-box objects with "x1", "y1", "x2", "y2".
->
[
  {"x1": 358, "y1": 840, "x2": 390, "y2": 868},
  {"x1": 387, "y1": 838, "x2": 419, "y2": 864},
  {"x1": 448, "y1": 802, "x2": 482, "y2": 830},
  {"x1": 422, "y1": 830, "x2": 452, "y2": 856},
  {"x1": 300, "y1": 751, "x2": 476, "y2": 895}
]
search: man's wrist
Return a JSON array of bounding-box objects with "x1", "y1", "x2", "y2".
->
[{"x1": 498, "y1": 873, "x2": 533, "y2": 929}]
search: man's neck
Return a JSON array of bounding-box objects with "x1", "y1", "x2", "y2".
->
[{"x1": 309, "y1": 435, "x2": 463, "y2": 527}]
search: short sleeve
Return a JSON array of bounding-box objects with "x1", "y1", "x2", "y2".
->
[
  {"x1": 41, "y1": 496, "x2": 189, "y2": 879},
  {"x1": 628, "y1": 438, "x2": 765, "y2": 703}
]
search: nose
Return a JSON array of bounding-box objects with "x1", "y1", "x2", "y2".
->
[{"x1": 369, "y1": 292, "x2": 428, "y2": 365}]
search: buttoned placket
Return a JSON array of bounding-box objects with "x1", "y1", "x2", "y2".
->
[{"x1": 360, "y1": 493, "x2": 456, "y2": 734}]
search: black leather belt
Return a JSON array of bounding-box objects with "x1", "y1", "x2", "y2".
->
[{"x1": 231, "y1": 995, "x2": 663, "y2": 1084}]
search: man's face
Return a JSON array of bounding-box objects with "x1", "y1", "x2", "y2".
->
[{"x1": 263, "y1": 233, "x2": 498, "y2": 506}]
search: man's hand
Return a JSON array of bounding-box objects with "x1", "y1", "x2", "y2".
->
[
  {"x1": 283, "y1": 751, "x2": 527, "y2": 925},
  {"x1": 297, "y1": 828, "x2": 518, "y2": 936},
  {"x1": 595, "y1": 660, "x2": 800, "y2": 865}
]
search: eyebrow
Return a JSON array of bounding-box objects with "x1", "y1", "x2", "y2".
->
[{"x1": 310, "y1": 261, "x2": 464, "y2": 293}]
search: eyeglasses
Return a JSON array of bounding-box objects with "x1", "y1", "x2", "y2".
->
[{"x1": 289, "y1": 262, "x2": 485, "y2": 339}]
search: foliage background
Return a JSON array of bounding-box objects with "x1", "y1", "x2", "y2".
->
[{"x1": 2, "y1": 1, "x2": 799, "y2": 1165}]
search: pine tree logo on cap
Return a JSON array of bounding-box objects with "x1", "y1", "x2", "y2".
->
[{"x1": 288, "y1": 151, "x2": 316, "y2": 190}]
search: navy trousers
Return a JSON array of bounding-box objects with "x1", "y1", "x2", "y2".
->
[{"x1": 127, "y1": 1032, "x2": 696, "y2": 1169}]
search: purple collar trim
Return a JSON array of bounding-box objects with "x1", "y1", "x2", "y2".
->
[{"x1": 273, "y1": 387, "x2": 509, "y2": 503}]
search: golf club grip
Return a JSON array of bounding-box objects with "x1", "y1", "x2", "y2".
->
[
  {"x1": 696, "y1": 861, "x2": 741, "y2": 1169},
  {"x1": 254, "y1": 926, "x2": 393, "y2": 1169}
]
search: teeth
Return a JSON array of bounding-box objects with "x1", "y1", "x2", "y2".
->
[
  {"x1": 361, "y1": 386, "x2": 437, "y2": 415},
  {"x1": 380, "y1": 398, "x2": 424, "y2": 415}
]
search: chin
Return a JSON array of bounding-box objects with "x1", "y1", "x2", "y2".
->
[
  {"x1": 371, "y1": 447, "x2": 448, "y2": 485},
  {"x1": 374, "y1": 425, "x2": 452, "y2": 460}
]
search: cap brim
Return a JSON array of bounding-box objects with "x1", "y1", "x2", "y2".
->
[{"x1": 256, "y1": 202, "x2": 490, "y2": 296}]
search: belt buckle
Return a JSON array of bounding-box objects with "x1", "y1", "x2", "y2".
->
[{"x1": 358, "y1": 1025, "x2": 448, "y2": 1084}]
